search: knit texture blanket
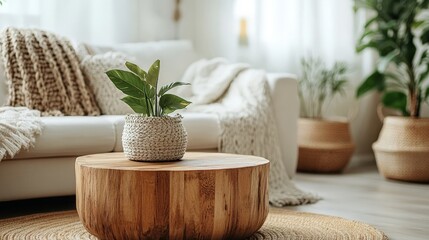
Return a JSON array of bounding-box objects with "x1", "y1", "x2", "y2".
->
[
  {"x1": 0, "y1": 107, "x2": 43, "y2": 160},
  {"x1": 180, "y1": 58, "x2": 320, "y2": 206},
  {"x1": 0, "y1": 28, "x2": 100, "y2": 116}
]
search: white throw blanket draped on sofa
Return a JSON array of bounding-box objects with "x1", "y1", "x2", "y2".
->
[
  {"x1": 180, "y1": 58, "x2": 320, "y2": 206},
  {"x1": 0, "y1": 107, "x2": 43, "y2": 160}
]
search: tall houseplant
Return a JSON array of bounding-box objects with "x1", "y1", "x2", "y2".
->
[
  {"x1": 355, "y1": 0, "x2": 429, "y2": 182},
  {"x1": 299, "y1": 57, "x2": 348, "y2": 118},
  {"x1": 355, "y1": 0, "x2": 429, "y2": 116},
  {"x1": 106, "y1": 60, "x2": 191, "y2": 161},
  {"x1": 297, "y1": 57, "x2": 355, "y2": 173}
]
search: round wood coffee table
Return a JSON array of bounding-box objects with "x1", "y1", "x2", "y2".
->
[{"x1": 75, "y1": 152, "x2": 269, "y2": 240}]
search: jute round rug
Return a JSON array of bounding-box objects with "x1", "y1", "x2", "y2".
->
[{"x1": 0, "y1": 208, "x2": 387, "y2": 240}]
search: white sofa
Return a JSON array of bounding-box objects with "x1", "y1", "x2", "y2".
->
[{"x1": 0, "y1": 40, "x2": 299, "y2": 201}]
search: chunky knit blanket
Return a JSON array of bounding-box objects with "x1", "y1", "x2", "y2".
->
[
  {"x1": 0, "y1": 28, "x2": 100, "y2": 116},
  {"x1": 181, "y1": 58, "x2": 320, "y2": 206},
  {"x1": 0, "y1": 107, "x2": 43, "y2": 160}
]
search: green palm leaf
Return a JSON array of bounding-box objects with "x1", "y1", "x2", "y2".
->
[
  {"x1": 147, "y1": 60, "x2": 160, "y2": 88},
  {"x1": 158, "y1": 82, "x2": 190, "y2": 96},
  {"x1": 106, "y1": 69, "x2": 147, "y2": 98},
  {"x1": 125, "y1": 61, "x2": 147, "y2": 81},
  {"x1": 159, "y1": 94, "x2": 191, "y2": 115},
  {"x1": 121, "y1": 96, "x2": 148, "y2": 114}
]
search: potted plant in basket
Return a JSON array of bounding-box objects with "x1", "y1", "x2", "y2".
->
[
  {"x1": 106, "y1": 59, "x2": 191, "y2": 161},
  {"x1": 355, "y1": 0, "x2": 429, "y2": 182},
  {"x1": 297, "y1": 57, "x2": 355, "y2": 173}
]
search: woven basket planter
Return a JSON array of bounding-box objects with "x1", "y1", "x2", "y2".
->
[
  {"x1": 373, "y1": 117, "x2": 429, "y2": 182},
  {"x1": 298, "y1": 118, "x2": 355, "y2": 173},
  {"x1": 122, "y1": 114, "x2": 188, "y2": 161}
]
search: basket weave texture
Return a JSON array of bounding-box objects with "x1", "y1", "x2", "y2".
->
[
  {"x1": 298, "y1": 118, "x2": 354, "y2": 173},
  {"x1": 373, "y1": 117, "x2": 429, "y2": 182},
  {"x1": 122, "y1": 115, "x2": 187, "y2": 161}
]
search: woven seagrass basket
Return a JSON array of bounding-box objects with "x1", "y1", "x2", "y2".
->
[
  {"x1": 298, "y1": 118, "x2": 355, "y2": 173},
  {"x1": 373, "y1": 117, "x2": 429, "y2": 182},
  {"x1": 122, "y1": 114, "x2": 188, "y2": 161}
]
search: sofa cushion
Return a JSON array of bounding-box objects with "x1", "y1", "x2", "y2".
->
[
  {"x1": 0, "y1": 56, "x2": 8, "y2": 106},
  {"x1": 83, "y1": 40, "x2": 200, "y2": 87},
  {"x1": 11, "y1": 112, "x2": 219, "y2": 160},
  {"x1": 81, "y1": 52, "x2": 134, "y2": 115},
  {"x1": 103, "y1": 112, "x2": 220, "y2": 152},
  {"x1": 13, "y1": 116, "x2": 116, "y2": 159}
]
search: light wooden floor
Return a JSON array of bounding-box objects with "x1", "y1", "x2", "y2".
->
[{"x1": 291, "y1": 162, "x2": 429, "y2": 240}]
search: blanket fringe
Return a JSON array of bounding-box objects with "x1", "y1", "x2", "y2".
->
[{"x1": 0, "y1": 107, "x2": 43, "y2": 160}]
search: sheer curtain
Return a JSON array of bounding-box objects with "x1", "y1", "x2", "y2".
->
[
  {"x1": 182, "y1": 0, "x2": 361, "y2": 72},
  {"x1": 255, "y1": 0, "x2": 356, "y2": 71},
  {"x1": 0, "y1": 0, "x2": 177, "y2": 44},
  {"x1": 0, "y1": 0, "x2": 41, "y2": 28}
]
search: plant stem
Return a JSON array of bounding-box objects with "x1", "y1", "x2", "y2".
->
[
  {"x1": 298, "y1": 89, "x2": 308, "y2": 117},
  {"x1": 408, "y1": 65, "x2": 420, "y2": 117},
  {"x1": 155, "y1": 87, "x2": 158, "y2": 117}
]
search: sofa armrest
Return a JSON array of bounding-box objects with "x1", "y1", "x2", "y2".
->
[{"x1": 266, "y1": 73, "x2": 299, "y2": 178}]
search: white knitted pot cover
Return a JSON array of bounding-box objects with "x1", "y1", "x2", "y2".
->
[{"x1": 122, "y1": 114, "x2": 187, "y2": 161}]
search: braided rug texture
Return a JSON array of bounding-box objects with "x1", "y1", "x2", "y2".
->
[
  {"x1": 0, "y1": 27, "x2": 100, "y2": 116},
  {"x1": 0, "y1": 208, "x2": 388, "y2": 240}
]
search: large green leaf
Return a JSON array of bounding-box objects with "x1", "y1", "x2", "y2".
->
[
  {"x1": 158, "y1": 82, "x2": 190, "y2": 96},
  {"x1": 412, "y1": 20, "x2": 426, "y2": 29},
  {"x1": 159, "y1": 94, "x2": 191, "y2": 115},
  {"x1": 422, "y1": 27, "x2": 429, "y2": 44},
  {"x1": 402, "y1": 38, "x2": 417, "y2": 65},
  {"x1": 377, "y1": 49, "x2": 400, "y2": 73},
  {"x1": 379, "y1": 20, "x2": 397, "y2": 31},
  {"x1": 125, "y1": 61, "x2": 147, "y2": 81},
  {"x1": 354, "y1": 0, "x2": 377, "y2": 11},
  {"x1": 382, "y1": 91, "x2": 409, "y2": 115},
  {"x1": 106, "y1": 69, "x2": 147, "y2": 98},
  {"x1": 356, "y1": 41, "x2": 379, "y2": 53},
  {"x1": 419, "y1": 68, "x2": 429, "y2": 84},
  {"x1": 419, "y1": 50, "x2": 428, "y2": 65},
  {"x1": 147, "y1": 60, "x2": 160, "y2": 88},
  {"x1": 356, "y1": 71, "x2": 385, "y2": 97},
  {"x1": 364, "y1": 16, "x2": 377, "y2": 28},
  {"x1": 358, "y1": 29, "x2": 379, "y2": 43},
  {"x1": 425, "y1": 86, "x2": 429, "y2": 101},
  {"x1": 121, "y1": 96, "x2": 148, "y2": 114},
  {"x1": 384, "y1": 71, "x2": 403, "y2": 83}
]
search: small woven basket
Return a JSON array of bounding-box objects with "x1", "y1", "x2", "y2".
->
[
  {"x1": 122, "y1": 114, "x2": 188, "y2": 161},
  {"x1": 373, "y1": 117, "x2": 429, "y2": 182},
  {"x1": 297, "y1": 118, "x2": 355, "y2": 173}
]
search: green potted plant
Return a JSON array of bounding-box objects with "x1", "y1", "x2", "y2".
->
[
  {"x1": 106, "y1": 59, "x2": 191, "y2": 161},
  {"x1": 297, "y1": 57, "x2": 355, "y2": 173},
  {"x1": 355, "y1": 0, "x2": 429, "y2": 182}
]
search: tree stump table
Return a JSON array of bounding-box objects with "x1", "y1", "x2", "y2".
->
[{"x1": 75, "y1": 152, "x2": 270, "y2": 239}]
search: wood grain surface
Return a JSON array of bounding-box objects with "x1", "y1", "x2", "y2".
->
[{"x1": 75, "y1": 152, "x2": 269, "y2": 240}]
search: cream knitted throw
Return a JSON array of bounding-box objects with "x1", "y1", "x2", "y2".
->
[
  {"x1": 0, "y1": 28, "x2": 100, "y2": 116},
  {"x1": 181, "y1": 59, "x2": 320, "y2": 206},
  {"x1": 0, "y1": 107, "x2": 43, "y2": 160}
]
